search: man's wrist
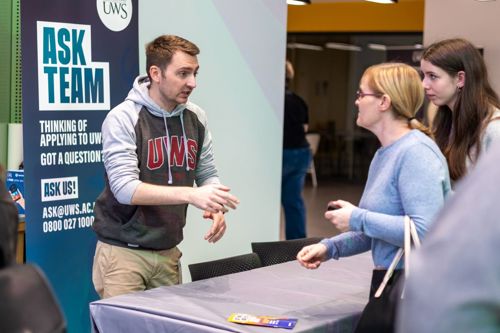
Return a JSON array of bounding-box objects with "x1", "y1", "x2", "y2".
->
[{"x1": 184, "y1": 187, "x2": 194, "y2": 205}]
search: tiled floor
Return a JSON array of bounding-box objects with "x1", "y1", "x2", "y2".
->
[{"x1": 280, "y1": 178, "x2": 364, "y2": 240}]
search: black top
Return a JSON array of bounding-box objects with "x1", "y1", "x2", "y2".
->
[
  {"x1": 283, "y1": 89, "x2": 309, "y2": 149},
  {"x1": 0, "y1": 179, "x2": 19, "y2": 268}
]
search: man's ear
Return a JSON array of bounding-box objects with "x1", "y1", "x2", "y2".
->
[
  {"x1": 149, "y1": 65, "x2": 161, "y2": 83},
  {"x1": 456, "y1": 70, "x2": 465, "y2": 89}
]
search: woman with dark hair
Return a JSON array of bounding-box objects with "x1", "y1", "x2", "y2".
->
[{"x1": 421, "y1": 38, "x2": 500, "y2": 183}]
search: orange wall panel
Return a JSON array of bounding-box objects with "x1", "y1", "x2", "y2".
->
[{"x1": 287, "y1": 2, "x2": 424, "y2": 33}]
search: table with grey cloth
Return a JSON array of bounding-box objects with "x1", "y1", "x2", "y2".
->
[{"x1": 89, "y1": 252, "x2": 372, "y2": 333}]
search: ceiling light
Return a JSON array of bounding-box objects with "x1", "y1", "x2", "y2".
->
[
  {"x1": 325, "y1": 42, "x2": 362, "y2": 52},
  {"x1": 368, "y1": 43, "x2": 423, "y2": 51},
  {"x1": 287, "y1": 43, "x2": 323, "y2": 51},
  {"x1": 287, "y1": 0, "x2": 311, "y2": 5},
  {"x1": 367, "y1": 43, "x2": 387, "y2": 51},
  {"x1": 365, "y1": 0, "x2": 398, "y2": 4}
]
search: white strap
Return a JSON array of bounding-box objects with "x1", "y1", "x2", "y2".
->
[
  {"x1": 374, "y1": 216, "x2": 420, "y2": 298},
  {"x1": 374, "y1": 248, "x2": 403, "y2": 298},
  {"x1": 404, "y1": 216, "x2": 411, "y2": 279},
  {"x1": 404, "y1": 215, "x2": 421, "y2": 279},
  {"x1": 409, "y1": 217, "x2": 421, "y2": 248}
]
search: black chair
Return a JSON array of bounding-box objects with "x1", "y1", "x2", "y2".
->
[
  {"x1": 251, "y1": 237, "x2": 322, "y2": 266},
  {"x1": 189, "y1": 253, "x2": 262, "y2": 282},
  {"x1": 0, "y1": 264, "x2": 66, "y2": 333}
]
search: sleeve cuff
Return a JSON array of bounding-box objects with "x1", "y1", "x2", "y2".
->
[
  {"x1": 350, "y1": 207, "x2": 367, "y2": 232},
  {"x1": 320, "y1": 238, "x2": 339, "y2": 260},
  {"x1": 115, "y1": 179, "x2": 141, "y2": 204},
  {"x1": 198, "y1": 176, "x2": 220, "y2": 187}
]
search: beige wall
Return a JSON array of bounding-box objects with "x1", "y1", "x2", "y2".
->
[{"x1": 424, "y1": 0, "x2": 500, "y2": 94}]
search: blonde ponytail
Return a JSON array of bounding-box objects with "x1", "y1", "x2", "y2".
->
[{"x1": 409, "y1": 117, "x2": 433, "y2": 137}]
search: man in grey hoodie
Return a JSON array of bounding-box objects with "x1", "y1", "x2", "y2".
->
[{"x1": 92, "y1": 35, "x2": 239, "y2": 298}]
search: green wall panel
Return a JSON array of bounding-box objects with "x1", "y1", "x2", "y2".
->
[
  {"x1": 0, "y1": 0, "x2": 22, "y2": 167},
  {"x1": 10, "y1": 0, "x2": 22, "y2": 124},
  {"x1": 0, "y1": 0, "x2": 13, "y2": 125}
]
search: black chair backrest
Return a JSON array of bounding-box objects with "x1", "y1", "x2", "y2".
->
[
  {"x1": 0, "y1": 264, "x2": 66, "y2": 333},
  {"x1": 189, "y1": 252, "x2": 262, "y2": 282},
  {"x1": 251, "y1": 237, "x2": 322, "y2": 266}
]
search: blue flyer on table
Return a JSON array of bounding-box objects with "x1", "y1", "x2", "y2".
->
[{"x1": 228, "y1": 313, "x2": 298, "y2": 329}]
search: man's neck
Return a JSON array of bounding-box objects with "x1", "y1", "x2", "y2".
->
[{"x1": 148, "y1": 87, "x2": 176, "y2": 112}]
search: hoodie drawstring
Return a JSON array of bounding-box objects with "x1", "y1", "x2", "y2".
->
[
  {"x1": 180, "y1": 114, "x2": 190, "y2": 171},
  {"x1": 162, "y1": 110, "x2": 190, "y2": 184},
  {"x1": 162, "y1": 114, "x2": 173, "y2": 184}
]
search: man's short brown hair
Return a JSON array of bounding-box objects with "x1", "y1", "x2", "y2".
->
[{"x1": 145, "y1": 35, "x2": 200, "y2": 81}]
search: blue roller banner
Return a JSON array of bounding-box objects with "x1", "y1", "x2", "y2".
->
[{"x1": 20, "y1": 1, "x2": 138, "y2": 332}]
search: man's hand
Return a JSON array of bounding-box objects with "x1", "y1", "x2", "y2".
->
[
  {"x1": 189, "y1": 184, "x2": 239, "y2": 213},
  {"x1": 202, "y1": 211, "x2": 226, "y2": 243}
]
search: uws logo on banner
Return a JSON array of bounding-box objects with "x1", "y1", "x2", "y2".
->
[
  {"x1": 97, "y1": 0, "x2": 133, "y2": 32},
  {"x1": 36, "y1": 21, "x2": 110, "y2": 111}
]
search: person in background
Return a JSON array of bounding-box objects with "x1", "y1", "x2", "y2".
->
[
  {"x1": 296, "y1": 63, "x2": 451, "y2": 332},
  {"x1": 397, "y1": 142, "x2": 500, "y2": 333},
  {"x1": 92, "y1": 35, "x2": 240, "y2": 298},
  {"x1": 282, "y1": 60, "x2": 312, "y2": 240},
  {"x1": 0, "y1": 165, "x2": 19, "y2": 269},
  {"x1": 421, "y1": 38, "x2": 500, "y2": 184}
]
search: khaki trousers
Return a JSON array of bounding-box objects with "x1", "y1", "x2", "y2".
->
[{"x1": 92, "y1": 241, "x2": 182, "y2": 299}]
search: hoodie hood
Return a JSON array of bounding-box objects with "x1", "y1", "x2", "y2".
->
[
  {"x1": 126, "y1": 75, "x2": 191, "y2": 184},
  {"x1": 126, "y1": 75, "x2": 186, "y2": 117}
]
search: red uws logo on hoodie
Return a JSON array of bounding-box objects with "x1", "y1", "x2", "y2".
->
[{"x1": 147, "y1": 135, "x2": 198, "y2": 170}]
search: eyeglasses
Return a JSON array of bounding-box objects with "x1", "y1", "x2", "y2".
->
[{"x1": 356, "y1": 90, "x2": 383, "y2": 100}]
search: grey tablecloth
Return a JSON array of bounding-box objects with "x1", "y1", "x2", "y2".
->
[{"x1": 90, "y1": 252, "x2": 372, "y2": 333}]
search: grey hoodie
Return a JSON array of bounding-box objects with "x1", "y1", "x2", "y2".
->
[{"x1": 92, "y1": 75, "x2": 219, "y2": 250}]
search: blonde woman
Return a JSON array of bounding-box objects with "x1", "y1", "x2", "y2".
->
[{"x1": 297, "y1": 63, "x2": 452, "y2": 333}]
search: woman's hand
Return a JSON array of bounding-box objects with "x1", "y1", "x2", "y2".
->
[
  {"x1": 296, "y1": 243, "x2": 328, "y2": 269},
  {"x1": 324, "y1": 200, "x2": 356, "y2": 233}
]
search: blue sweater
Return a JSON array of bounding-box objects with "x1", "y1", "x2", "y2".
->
[{"x1": 321, "y1": 130, "x2": 451, "y2": 269}]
